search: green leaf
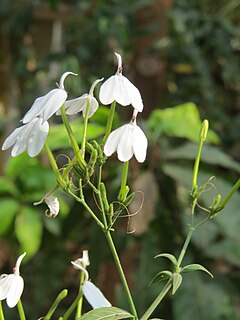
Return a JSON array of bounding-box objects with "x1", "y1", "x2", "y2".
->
[
  {"x1": 147, "y1": 103, "x2": 219, "y2": 143},
  {"x1": 155, "y1": 253, "x2": 178, "y2": 266},
  {"x1": 150, "y1": 271, "x2": 172, "y2": 285},
  {"x1": 79, "y1": 307, "x2": 134, "y2": 320},
  {"x1": 15, "y1": 206, "x2": 43, "y2": 258},
  {"x1": 181, "y1": 264, "x2": 213, "y2": 278},
  {"x1": 0, "y1": 198, "x2": 18, "y2": 236},
  {"x1": 172, "y1": 273, "x2": 182, "y2": 295},
  {"x1": 47, "y1": 121, "x2": 105, "y2": 150},
  {"x1": 0, "y1": 177, "x2": 20, "y2": 197}
]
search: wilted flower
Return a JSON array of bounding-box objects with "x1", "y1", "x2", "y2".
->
[
  {"x1": 71, "y1": 251, "x2": 111, "y2": 309},
  {"x1": 2, "y1": 117, "x2": 49, "y2": 157},
  {"x1": 0, "y1": 252, "x2": 26, "y2": 308},
  {"x1": 34, "y1": 194, "x2": 60, "y2": 218},
  {"x1": 22, "y1": 71, "x2": 77, "y2": 123},
  {"x1": 58, "y1": 78, "x2": 103, "y2": 118},
  {"x1": 99, "y1": 53, "x2": 143, "y2": 112},
  {"x1": 104, "y1": 110, "x2": 147, "y2": 163}
]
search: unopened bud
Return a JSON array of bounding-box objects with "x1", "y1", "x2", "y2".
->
[{"x1": 200, "y1": 119, "x2": 209, "y2": 142}]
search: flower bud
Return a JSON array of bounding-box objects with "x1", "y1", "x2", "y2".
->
[{"x1": 200, "y1": 119, "x2": 209, "y2": 142}]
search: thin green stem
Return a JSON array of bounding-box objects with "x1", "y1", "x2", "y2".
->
[
  {"x1": 61, "y1": 106, "x2": 85, "y2": 169},
  {"x1": 218, "y1": 178, "x2": 240, "y2": 210},
  {"x1": 191, "y1": 141, "x2": 203, "y2": 191},
  {"x1": 75, "y1": 271, "x2": 85, "y2": 320},
  {"x1": 0, "y1": 301, "x2": 5, "y2": 320},
  {"x1": 45, "y1": 142, "x2": 62, "y2": 184},
  {"x1": 62, "y1": 292, "x2": 82, "y2": 320},
  {"x1": 118, "y1": 161, "x2": 129, "y2": 201},
  {"x1": 140, "y1": 280, "x2": 172, "y2": 320},
  {"x1": 44, "y1": 290, "x2": 68, "y2": 320},
  {"x1": 105, "y1": 231, "x2": 138, "y2": 319},
  {"x1": 176, "y1": 227, "x2": 194, "y2": 269},
  {"x1": 103, "y1": 101, "x2": 116, "y2": 143},
  {"x1": 17, "y1": 300, "x2": 26, "y2": 320},
  {"x1": 81, "y1": 99, "x2": 91, "y2": 159}
]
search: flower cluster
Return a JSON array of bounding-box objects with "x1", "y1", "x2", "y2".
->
[{"x1": 2, "y1": 52, "x2": 147, "y2": 162}]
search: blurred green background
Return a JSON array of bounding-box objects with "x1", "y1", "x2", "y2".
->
[{"x1": 0, "y1": 0, "x2": 240, "y2": 319}]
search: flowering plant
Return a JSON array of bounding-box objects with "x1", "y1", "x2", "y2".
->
[{"x1": 1, "y1": 52, "x2": 240, "y2": 320}]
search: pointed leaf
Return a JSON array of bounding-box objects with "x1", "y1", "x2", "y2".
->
[
  {"x1": 181, "y1": 264, "x2": 213, "y2": 278},
  {"x1": 79, "y1": 307, "x2": 134, "y2": 320},
  {"x1": 172, "y1": 273, "x2": 182, "y2": 295},
  {"x1": 150, "y1": 271, "x2": 172, "y2": 285},
  {"x1": 154, "y1": 253, "x2": 178, "y2": 266}
]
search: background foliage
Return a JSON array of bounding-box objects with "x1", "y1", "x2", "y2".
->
[{"x1": 0, "y1": 0, "x2": 239, "y2": 319}]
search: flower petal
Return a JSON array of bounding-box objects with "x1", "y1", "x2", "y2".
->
[
  {"x1": 14, "y1": 252, "x2": 26, "y2": 276},
  {"x1": 84, "y1": 97, "x2": 99, "y2": 118},
  {"x1": 27, "y1": 119, "x2": 49, "y2": 157},
  {"x1": 62, "y1": 94, "x2": 88, "y2": 115},
  {"x1": 117, "y1": 124, "x2": 134, "y2": 162},
  {"x1": 132, "y1": 125, "x2": 148, "y2": 162},
  {"x1": 6, "y1": 275, "x2": 24, "y2": 308},
  {"x1": 2, "y1": 127, "x2": 25, "y2": 151},
  {"x1": 104, "y1": 125, "x2": 127, "y2": 157},
  {"x1": 82, "y1": 281, "x2": 111, "y2": 309},
  {"x1": 44, "y1": 195, "x2": 59, "y2": 217},
  {"x1": 99, "y1": 76, "x2": 119, "y2": 105},
  {"x1": 123, "y1": 77, "x2": 143, "y2": 112},
  {"x1": 0, "y1": 275, "x2": 14, "y2": 301}
]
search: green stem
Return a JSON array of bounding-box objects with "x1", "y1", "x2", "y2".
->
[
  {"x1": 45, "y1": 290, "x2": 68, "y2": 320},
  {"x1": 191, "y1": 141, "x2": 203, "y2": 191},
  {"x1": 61, "y1": 106, "x2": 85, "y2": 169},
  {"x1": 105, "y1": 231, "x2": 138, "y2": 319},
  {"x1": 103, "y1": 100, "x2": 116, "y2": 143},
  {"x1": 0, "y1": 302, "x2": 5, "y2": 320},
  {"x1": 176, "y1": 227, "x2": 194, "y2": 269},
  {"x1": 140, "y1": 280, "x2": 172, "y2": 320},
  {"x1": 75, "y1": 271, "x2": 85, "y2": 320},
  {"x1": 217, "y1": 178, "x2": 240, "y2": 210},
  {"x1": 81, "y1": 99, "x2": 91, "y2": 159},
  {"x1": 62, "y1": 292, "x2": 82, "y2": 320},
  {"x1": 17, "y1": 300, "x2": 26, "y2": 320},
  {"x1": 118, "y1": 161, "x2": 129, "y2": 201},
  {"x1": 45, "y1": 142, "x2": 62, "y2": 184}
]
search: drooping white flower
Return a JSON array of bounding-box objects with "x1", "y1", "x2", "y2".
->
[
  {"x1": 71, "y1": 251, "x2": 111, "y2": 309},
  {"x1": 34, "y1": 194, "x2": 60, "y2": 218},
  {"x1": 58, "y1": 78, "x2": 103, "y2": 118},
  {"x1": 2, "y1": 117, "x2": 49, "y2": 157},
  {"x1": 99, "y1": 53, "x2": 143, "y2": 112},
  {"x1": 22, "y1": 71, "x2": 77, "y2": 123},
  {"x1": 104, "y1": 110, "x2": 147, "y2": 163},
  {"x1": 0, "y1": 252, "x2": 26, "y2": 308}
]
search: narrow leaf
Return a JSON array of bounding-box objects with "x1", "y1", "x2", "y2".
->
[
  {"x1": 150, "y1": 271, "x2": 172, "y2": 285},
  {"x1": 79, "y1": 307, "x2": 134, "y2": 320},
  {"x1": 181, "y1": 264, "x2": 213, "y2": 278},
  {"x1": 154, "y1": 253, "x2": 178, "y2": 266},
  {"x1": 172, "y1": 273, "x2": 182, "y2": 295}
]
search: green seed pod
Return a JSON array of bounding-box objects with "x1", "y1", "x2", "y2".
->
[
  {"x1": 124, "y1": 192, "x2": 135, "y2": 207},
  {"x1": 99, "y1": 182, "x2": 110, "y2": 213},
  {"x1": 88, "y1": 149, "x2": 98, "y2": 177},
  {"x1": 118, "y1": 185, "x2": 130, "y2": 202}
]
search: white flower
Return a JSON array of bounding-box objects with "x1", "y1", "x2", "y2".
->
[
  {"x1": 22, "y1": 71, "x2": 77, "y2": 124},
  {"x1": 58, "y1": 78, "x2": 103, "y2": 118},
  {"x1": 71, "y1": 251, "x2": 111, "y2": 309},
  {"x1": 2, "y1": 117, "x2": 49, "y2": 157},
  {"x1": 104, "y1": 110, "x2": 147, "y2": 163},
  {"x1": 34, "y1": 194, "x2": 60, "y2": 218},
  {"x1": 99, "y1": 53, "x2": 143, "y2": 112},
  {"x1": 0, "y1": 252, "x2": 26, "y2": 308}
]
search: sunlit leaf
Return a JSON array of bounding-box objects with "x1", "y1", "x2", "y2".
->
[
  {"x1": 0, "y1": 198, "x2": 18, "y2": 236},
  {"x1": 79, "y1": 307, "x2": 134, "y2": 320}
]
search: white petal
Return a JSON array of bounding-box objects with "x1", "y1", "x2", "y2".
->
[
  {"x1": 123, "y1": 77, "x2": 143, "y2": 112},
  {"x1": 59, "y1": 71, "x2": 78, "y2": 90},
  {"x1": 63, "y1": 94, "x2": 88, "y2": 115},
  {"x1": 99, "y1": 76, "x2": 119, "y2": 105},
  {"x1": 0, "y1": 275, "x2": 14, "y2": 300},
  {"x1": 113, "y1": 75, "x2": 133, "y2": 106},
  {"x1": 117, "y1": 124, "x2": 134, "y2": 162},
  {"x1": 6, "y1": 275, "x2": 24, "y2": 308},
  {"x1": 82, "y1": 281, "x2": 111, "y2": 309},
  {"x1": 84, "y1": 97, "x2": 99, "y2": 118},
  {"x1": 2, "y1": 127, "x2": 25, "y2": 151},
  {"x1": 42, "y1": 89, "x2": 67, "y2": 122},
  {"x1": 44, "y1": 195, "x2": 59, "y2": 217},
  {"x1": 27, "y1": 119, "x2": 49, "y2": 157},
  {"x1": 14, "y1": 253, "x2": 26, "y2": 276},
  {"x1": 115, "y1": 52, "x2": 122, "y2": 72},
  {"x1": 104, "y1": 125, "x2": 127, "y2": 157},
  {"x1": 132, "y1": 125, "x2": 148, "y2": 163}
]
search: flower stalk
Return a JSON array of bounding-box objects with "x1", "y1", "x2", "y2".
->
[
  {"x1": 103, "y1": 100, "x2": 116, "y2": 143},
  {"x1": 17, "y1": 300, "x2": 26, "y2": 320}
]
